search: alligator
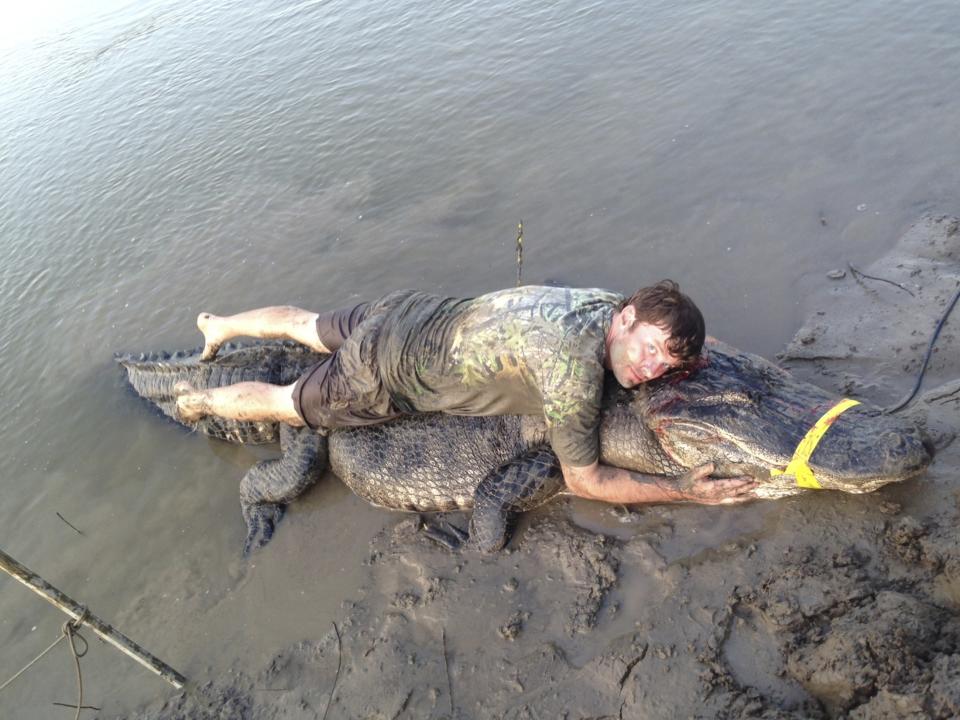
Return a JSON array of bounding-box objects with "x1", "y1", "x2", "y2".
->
[{"x1": 117, "y1": 340, "x2": 932, "y2": 554}]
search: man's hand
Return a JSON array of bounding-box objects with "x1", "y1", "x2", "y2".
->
[{"x1": 676, "y1": 462, "x2": 759, "y2": 505}]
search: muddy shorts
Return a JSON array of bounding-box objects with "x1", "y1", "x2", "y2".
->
[{"x1": 291, "y1": 290, "x2": 418, "y2": 430}]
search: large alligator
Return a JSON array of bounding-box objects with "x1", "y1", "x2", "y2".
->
[{"x1": 117, "y1": 340, "x2": 932, "y2": 553}]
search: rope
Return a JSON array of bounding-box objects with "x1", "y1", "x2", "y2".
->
[
  {"x1": 0, "y1": 611, "x2": 89, "y2": 720},
  {"x1": 63, "y1": 614, "x2": 89, "y2": 720},
  {"x1": 0, "y1": 634, "x2": 66, "y2": 693}
]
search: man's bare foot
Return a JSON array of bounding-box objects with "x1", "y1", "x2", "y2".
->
[
  {"x1": 197, "y1": 312, "x2": 227, "y2": 361},
  {"x1": 174, "y1": 381, "x2": 208, "y2": 423}
]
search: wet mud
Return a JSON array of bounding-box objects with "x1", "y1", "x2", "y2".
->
[{"x1": 125, "y1": 217, "x2": 959, "y2": 719}]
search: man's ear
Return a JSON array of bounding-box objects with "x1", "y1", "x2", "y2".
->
[{"x1": 619, "y1": 304, "x2": 636, "y2": 328}]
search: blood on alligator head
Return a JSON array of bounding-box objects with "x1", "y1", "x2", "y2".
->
[{"x1": 625, "y1": 343, "x2": 932, "y2": 492}]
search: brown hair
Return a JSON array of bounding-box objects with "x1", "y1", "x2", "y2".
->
[{"x1": 621, "y1": 280, "x2": 705, "y2": 365}]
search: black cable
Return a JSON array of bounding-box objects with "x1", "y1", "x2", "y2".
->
[{"x1": 886, "y1": 282, "x2": 960, "y2": 413}]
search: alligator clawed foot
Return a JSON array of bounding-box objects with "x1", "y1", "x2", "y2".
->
[
  {"x1": 419, "y1": 515, "x2": 469, "y2": 551},
  {"x1": 197, "y1": 312, "x2": 225, "y2": 362},
  {"x1": 241, "y1": 502, "x2": 286, "y2": 556}
]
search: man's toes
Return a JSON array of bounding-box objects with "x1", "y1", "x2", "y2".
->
[
  {"x1": 173, "y1": 383, "x2": 206, "y2": 423},
  {"x1": 200, "y1": 342, "x2": 222, "y2": 362},
  {"x1": 175, "y1": 396, "x2": 206, "y2": 424}
]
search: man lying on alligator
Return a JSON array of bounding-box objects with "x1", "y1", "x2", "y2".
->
[
  {"x1": 175, "y1": 283, "x2": 760, "y2": 503},
  {"x1": 120, "y1": 282, "x2": 931, "y2": 553}
]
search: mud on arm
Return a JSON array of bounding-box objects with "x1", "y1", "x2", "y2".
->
[{"x1": 561, "y1": 461, "x2": 759, "y2": 506}]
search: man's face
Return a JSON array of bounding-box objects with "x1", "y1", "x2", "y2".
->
[{"x1": 607, "y1": 312, "x2": 681, "y2": 388}]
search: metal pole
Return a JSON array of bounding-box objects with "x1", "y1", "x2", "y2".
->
[{"x1": 0, "y1": 547, "x2": 187, "y2": 689}]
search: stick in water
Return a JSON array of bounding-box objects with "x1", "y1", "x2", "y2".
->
[
  {"x1": 56, "y1": 512, "x2": 84, "y2": 536},
  {"x1": 516, "y1": 220, "x2": 524, "y2": 287},
  {"x1": 0, "y1": 548, "x2": 187, "y2": 689}
]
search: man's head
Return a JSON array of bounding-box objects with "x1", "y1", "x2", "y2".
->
[{"x1": 605, "y1": 280, "x2": 705, "y2": 388}]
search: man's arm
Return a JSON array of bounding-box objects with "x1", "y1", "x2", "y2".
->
[{"x1": 561, "y1": 461, "x2": 758, "y2": 506}]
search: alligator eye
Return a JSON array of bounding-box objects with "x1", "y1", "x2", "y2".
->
[{"x1": 880, "y1": 431, "x2": 907, "y2": 450}]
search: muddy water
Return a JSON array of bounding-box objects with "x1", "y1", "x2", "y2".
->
[{"x1": 1, "y1": 0, "x2": 960, "y2": 715}]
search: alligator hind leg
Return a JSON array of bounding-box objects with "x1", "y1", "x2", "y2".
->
[
  {"x1": 239, "y1": 424, "x2": 328, "y2": 555},
  {"x1": 469, "y1": 448, "x2": 565, "y2": 553}
]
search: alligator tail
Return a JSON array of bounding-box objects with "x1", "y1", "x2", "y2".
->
[{"x1": 116, "y1": 341, "x2": 325, "y2": 444}]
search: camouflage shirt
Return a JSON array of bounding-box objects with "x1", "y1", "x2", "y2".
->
[{"x1": 375, "y1": 286, "x2": 621, "y2": 467}]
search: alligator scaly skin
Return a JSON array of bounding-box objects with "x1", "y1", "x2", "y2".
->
[{"x1": 239, "y1": 424, "x2": 327, "y2": 554}]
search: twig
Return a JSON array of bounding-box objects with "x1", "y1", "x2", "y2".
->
[
  {"x1": 515, "y1": 220, "x2": 524, "y2": 287},
  {"x1": 389, "y1": 688, "x2": 413, "y2": 720},
  {"x1": 442, "y1": 627, "x2": 453, "y2": 716},
  {"x1": 887, "y1": 282, "x2": 960, "y2": 412},
  {"x1": 321, "y1": 622, "x2": 342, "y2": 720},
  {"x1": 56, "y1": 512, "x2": 84, "y2": 536},
  {"x1": 52, "y1": 703, "x2": 101, "y2": 711},
  {"x1": 848, "y1": 263, "x2": 915, "y2": 297}
]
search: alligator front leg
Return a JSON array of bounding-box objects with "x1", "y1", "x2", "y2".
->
[
  {"x1": 469, "y1": 447, "x2": 565, "y2": 553},
  {"x1": 238, "y1": 424, "x2": 328, "y2": 555}
]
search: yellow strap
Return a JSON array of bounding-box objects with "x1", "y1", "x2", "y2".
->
[{"x1": 770, "y1": 398, "x2": 861, "y2": 489}]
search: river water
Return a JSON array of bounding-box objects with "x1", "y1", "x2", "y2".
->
[{"x1": 1, "y1": 0, "x2": 959, "y2": 714}]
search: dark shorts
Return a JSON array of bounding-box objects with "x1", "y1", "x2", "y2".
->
[{"x1": 291, "y1": 291, "x2": 416, "y2": 430}]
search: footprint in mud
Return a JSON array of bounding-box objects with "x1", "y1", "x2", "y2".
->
[{"x1": 722, "y1": 606, "x2": 812, "y2": 711}]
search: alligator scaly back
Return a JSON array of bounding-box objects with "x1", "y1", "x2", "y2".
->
[{"x1": 116, "y1": 342, "x2": 325, "y2": 444}]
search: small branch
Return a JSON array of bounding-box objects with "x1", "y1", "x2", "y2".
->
[
  {"x1": 321, "y1": 622, "x2": 342, "y2": 720},
  {"x1": 389, "y1": 688, "x2": 413, "y2": 720},
  {"x1": 848, "y1": 263, "x2": 915, "y2": 297},
  {"x1": 515, "y1": 220, "x2": 524, "y2": 287},
  {"x1": 442, "y1": 627, "x2": 454, "y2": 716},
  {"x1": 52, "y1": 702, "x2": 101, "y2": 711},
  {"x1": 56, "y1": 513, "x2": 84, "y2": 537}
]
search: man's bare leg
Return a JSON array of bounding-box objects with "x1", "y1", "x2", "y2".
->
[
  {"x1": 176, "y1": 381, "x2": 304, "y2": 426},
  {"x1": 198, "y1": 306, "x2": 330, "y2": 360}
]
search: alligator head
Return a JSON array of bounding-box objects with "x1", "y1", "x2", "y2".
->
[{"x1": 614, "y1": 342, "x2": 932, "y2": 496}]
